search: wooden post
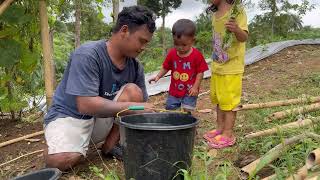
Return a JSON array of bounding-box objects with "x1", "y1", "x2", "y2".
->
[
  {"x1": 0, "y1": 0, "x2": 15, "y2": 16},
  {"x1": 39, "y1": 0, "x2": 55, "y2": 108}
]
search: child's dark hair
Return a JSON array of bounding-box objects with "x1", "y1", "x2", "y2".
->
[
  {"x1": 172, "y1": 19, "x2": 196, "y2": 38},
  {"x1": 206, "y1": 0, "x2": 240, "y2": 13},
  {"x1": 112, "y1": 5, "x2": 156, "y2": 33}
]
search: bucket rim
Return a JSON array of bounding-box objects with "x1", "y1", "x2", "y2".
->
[
  {"x1": 117, "y1": 112, "x2": 199, "y2": 131},
  {"x1": 12, "y1": 168, "x2": 61, "y2": 180}
]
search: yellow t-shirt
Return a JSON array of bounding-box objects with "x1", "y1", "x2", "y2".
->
[{"x1": 211, "y1": 7, "x2": 248, "y2": 75}]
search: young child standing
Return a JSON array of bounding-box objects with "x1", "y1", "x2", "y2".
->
[
  {"x1": 149, "y1": 19, "x2": 209, "y2": 112},
  {"x1": 203, "y1": 0, "x2": 248, "y2": 148}
]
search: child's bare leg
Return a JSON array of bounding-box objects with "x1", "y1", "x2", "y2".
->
[
  {"x1": 216, "y1": 105, "x2": 224, "y2": 131},
  {"x1": 222, "y1": 110, "x2": 237, "y2": 138}
]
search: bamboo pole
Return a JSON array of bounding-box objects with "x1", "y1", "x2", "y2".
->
[
  {"x1": 306, "y1": 149, "x2": 320, "y2": 169},
  {"x1": 286, "y1": 165, "x2": 308, "y2": 180},
  {"x1": 0, "y1": 149, "x2": 44, "y2": 167},
  {"x1": 267, "y1": 103, "x2": 320, "y2": 122},
  {"x1": 245, "y1": 118, "x2": 318, "y2": 139},
  {"x1": 261, "y1": 174, "x2": 276, "y2": 180},
  {"x1": 240, "y1": 134, "x2": 305, "y2": 179},
  {"x1": 233, "y1": 96, "x2": 320, "y2": 111},
  {"x1": 0, "y1": 131, "x2": 44, "y2": 148},
  {"x1": 0, "y1": 0, "x2": 15, "y2": 16},
  {"x1": 39, "y1": 0, "x2": 55, "y2": 108}
]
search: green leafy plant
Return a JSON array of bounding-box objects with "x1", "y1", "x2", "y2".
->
[{"x1": 90, "y1": 166, "x2": 120, "y2": 180}]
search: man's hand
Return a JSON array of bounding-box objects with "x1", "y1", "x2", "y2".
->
[
  {"x1": 131, "y1": 102, "x2": 155, "y2": 113},
  {"x1": 189, "y1": 86, "x2": 199, "y2": 97},
  {"x1": 148, "y1": 76, "x2": 160, "y2": 84},
  {"x1": 225, "y1": 18, "x2": 241, "y2": 33}
]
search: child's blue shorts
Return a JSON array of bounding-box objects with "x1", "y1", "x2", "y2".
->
[{"x1": 165, "y1": 95, "x2": 198, "y2": 110}]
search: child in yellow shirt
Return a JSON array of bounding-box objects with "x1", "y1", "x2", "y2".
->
[{"x1": 203, "y1": 0, "x2": 248, "y2": 149}]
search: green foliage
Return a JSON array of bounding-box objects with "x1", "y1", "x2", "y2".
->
[
  {"x1": 138, "y1": 0, "x2": 182, "y2": 17},
  {"x1": 0, "y1": 1, "x2": 43, "y2": 119},
  {"x1": 194, "y1": 13, "x2": 212, "y2": 57},
  {"x1": 139, "y1": 29, "x2": 173, "y2": 73},
  {"x1": 0, "y1": 39, "x2": 22, "y2": 67},
  {"x1": 90, "y1": 166, "x2": 120, "y2": 180}
]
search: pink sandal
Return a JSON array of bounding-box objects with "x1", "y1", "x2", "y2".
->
[
  {"x1": 207, "y1": 135, "x2": 236, "y2": 149},
  {"x1": 203, "y1": 129, "x2": 222, "y2": 141}
]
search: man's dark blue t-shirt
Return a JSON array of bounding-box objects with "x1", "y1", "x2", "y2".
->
[{"x1": 44, "y1": 40, "x2": 148, "y2": 125}]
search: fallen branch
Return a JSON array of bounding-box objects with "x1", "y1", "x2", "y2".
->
[
  {"x1": 245, "y1": 118, "x2": 319, "y2": 139},
  {"x1": 240, "y1": 134, "x2": 306, "y2": 179},
  {"x1": 266, "y1": 103, "x2": 320, "y2": 122},
  {"x1": 0, "y1": 0, "x2": 15, "y2": 16},
  {"x1": 307, "y1": 149, "x2": 320, "y2": 169},
  {"x1": 0, "y1": 130, "x2": 44, "y2": 148},
  {"x1": 233, "y1": 96, "x2": 320, "y2": 111},
  {"x1": 0, "y1": 149, "x2": 44, "y2": 168}
]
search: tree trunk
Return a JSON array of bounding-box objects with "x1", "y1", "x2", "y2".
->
[
  {"x1": 112, "y1": 0, "x2": 119, "y2": 23},
  {"x1": 74, "y1": 0, "x2": 81, "y2": 48},
  {"x1": 49, "y1": 29, "x2": 56, "y2": 88},
  {"x1": 39, "y1": 0, "x2": 55, "y2": 109},
  {"x1": 270, "y1": 0, "x2": 276, "y2": 39},
  {"x1": 161, "y1": 14, "x2": 166, "y2": 55}
]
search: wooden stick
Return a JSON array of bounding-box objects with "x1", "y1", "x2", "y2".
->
[
  {"x1": 153, "y1": 90, "x2": 210, "y2": 106},
  {"x1": 199, "y1": 90, "x2": 210, "y2": 97},
  {"x1": 286, "y1": 165, "x2": 308, "y2": 180},
  {"x1": 307, "y1": 149, "x2": 320, "y2": 169},
  {"x1": 0, "y1": 131, "x2": 44, "y2": 148},
  {"x1": 0, "y1": 0, "x2": 15, "y2": 16},
  {"x1": 24, "y1": 138, "x2": 41, "y2": 142},
  {"x1": 240, "y1": 134, "x2": 305, "y2": 179},
  {"x1": 233, "y1": 96, "x2": 320, "y2": 111},
  {"x1": 0, "y1": 149, "x2": 44, "y2": 167},
  {"x1": 267, "y1": 103, "x2": 320, "y2": 122},
  {"x1": 245, "y1": 118, "x2": 319, "y2": 139}
]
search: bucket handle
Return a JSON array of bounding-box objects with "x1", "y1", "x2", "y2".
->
[{"x1": 116, "y1": 106, "x2": 187, "y2": 118}]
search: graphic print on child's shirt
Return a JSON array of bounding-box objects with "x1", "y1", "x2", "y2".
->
[
  {"x1": 212, "y1": 32, "x2": 229, "y2": 63},
  {"x1": 163, "y1": 48, "x2": 209, "y2": 98}
]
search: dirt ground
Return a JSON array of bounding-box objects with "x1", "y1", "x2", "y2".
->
[{"x1": 0, "y1": 45, "x2": 319, "y2": 179}]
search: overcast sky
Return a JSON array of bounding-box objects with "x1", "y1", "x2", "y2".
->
[{"x1": 103, "y1": 0, "x2": 320, "y2": 28}]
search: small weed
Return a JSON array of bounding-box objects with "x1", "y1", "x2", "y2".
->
[{"x1": 90, "y1": 166, "x2": 120, "y2": 180}]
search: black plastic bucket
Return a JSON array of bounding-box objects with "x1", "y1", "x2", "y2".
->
[
  {"x1": 12, "y1": 168, "x2": 61, "y2": 180},
  {"x1": 118, "y1": 112, "x2": 198, "y2": 180}
]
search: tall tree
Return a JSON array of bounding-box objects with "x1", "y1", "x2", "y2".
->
[
  {"x1": 138, "y1": 0, "x2": 182, "y2": 54},
  {"x1": 259, "y1": 0, "x2": 314, "y2": 38},
  {"x1": 112, "y1": 0, "x2": 119, "y2": 22},
  {"x1": 74, "y1": 0, "x2": 81, "y2": 48}
]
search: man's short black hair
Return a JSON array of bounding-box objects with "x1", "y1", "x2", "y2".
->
[
  {"x1": 112, "y1": 5, "x2": 156, "y2": 33},
  {"x1": 172, "y1": 19, "x2": 196, "y2": 38}
]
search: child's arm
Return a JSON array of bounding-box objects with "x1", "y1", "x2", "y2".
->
[
  {"x1": 148, "y1": 68, "x2": 169, "y2": 84},
  {"x1": 225, "y1": 18, "x2": 248, "y2": 42},
  {"x1": 189, "y1": 72, "x2": 204, "y2": 96}
]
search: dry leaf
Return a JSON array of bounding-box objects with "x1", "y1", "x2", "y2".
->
[{"x1": 207, "y1": 149, "x2": 218, "y2": 158}]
